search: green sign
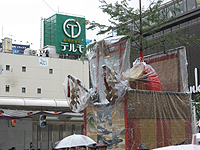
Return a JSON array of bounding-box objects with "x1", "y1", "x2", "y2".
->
[{"x1": 44, "y1": 14, "x2": 86, "y2": 55}]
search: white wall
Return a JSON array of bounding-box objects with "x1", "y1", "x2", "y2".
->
[{"x1": 0, "y1": 53, "x2": 89, "y2": 99}]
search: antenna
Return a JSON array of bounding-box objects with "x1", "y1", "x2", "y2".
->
[
  {"x1": 2, "y1": 26, "x2": 3, "y2": 39},
  {"x1": 42, "y1": 0, "x2": 57, "y2": 14},
  {"x1": 40, "y1": 17, "x2": 44, "y2": 48}
]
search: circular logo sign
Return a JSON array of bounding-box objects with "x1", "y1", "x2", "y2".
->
[{"x1": 63, "y1": 19, "x2": 81, "y2": 38}]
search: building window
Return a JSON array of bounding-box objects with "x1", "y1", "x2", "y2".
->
[
  {"x1": 49, "y1": 69, "x2": 53, "y2": 74},
  {"x1": 22, "y1": 66, "x2": 26, "y2": 72},
  {"x1": 5, "y1": 85, "x2": 9, "y2": 92},
  {"x1": 187, "y1": 0, "x2": 196, "y2": 11},
  {"x1": 175, "y1": 0, "x2": 186, "y2": 15},
  {"x1": 37, "y1": 88, "x2": 41, "y2": 94},
  {"x1": 6, "y1": 65, "x2": 10, "y2": 71},
  {"x1": 197, "y1": 0, "x2": 200, "y2": 7},
  {"x1": 22, "y1": 87, "x2": 26, "y2": 93},
  {"x1": 167, "y1": 5, "x2": 174, "y2": 18}
]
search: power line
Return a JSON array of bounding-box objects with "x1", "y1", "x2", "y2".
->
[{"x1": 42, "y1": 0, "x2": 57, "y2": 14}]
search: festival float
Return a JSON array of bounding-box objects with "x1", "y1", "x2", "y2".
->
[{"x1": 63, "y1": 35, "x2": 192, "y2": 150}]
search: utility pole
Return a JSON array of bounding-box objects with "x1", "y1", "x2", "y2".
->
[{"x1": 139, "y1": 0, "x2": 143, "y2": 62}]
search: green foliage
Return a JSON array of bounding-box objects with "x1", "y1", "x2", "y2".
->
[
  {"x1": 80, "y1": 40, "x2": 97, "y2": 63},
  {"x1": 81, "y1": 0, "x2": 200, "y2": 60}
]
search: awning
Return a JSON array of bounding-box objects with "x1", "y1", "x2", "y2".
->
[{"x1": 0, "y1": 97, "x2": 71, "y2": 112}]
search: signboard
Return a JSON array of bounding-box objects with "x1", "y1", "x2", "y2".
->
[
  {"x1": 0, "y1": 43, "x2": 30, "y2": 54},
  {"x1": 12, "y1": 44, "x2": 30, "y2": 54},
  {"x1": 44, "y1": 14, "x2": 86, "y2": 55},
  {"x1": 190, "y1": 68, "x2": 200, "y2": 94},
  {"x1": 39, "y1": 58, "x2": 49, "y2": 67},
  {"x1": 190, "y1": 68, "x2": 200, "y2": 101}
]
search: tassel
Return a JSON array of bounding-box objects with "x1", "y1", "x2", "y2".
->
[
  {"x1": 67, "y1": 79, "x2": 70, "y2": 97},
  {"x1": 140, "y1": 51, "x2": 143, "y2": 62},
  {"x1": 103, "y1": 72, "x2": 111, "y2": 92}
]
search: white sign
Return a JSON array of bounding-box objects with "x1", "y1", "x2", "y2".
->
[
  {"x1": 63, "y1": 19, "x2": 81, "y2": 38},
  {"x1": 39, "y1": 58, "x2": 48, "y2": 67},
  {"x1": 190, "y1": 68, "x2": 200, "y2": 93},
  {"x1": 61, "y1": 42, "x2": 84, "y2": 53}
]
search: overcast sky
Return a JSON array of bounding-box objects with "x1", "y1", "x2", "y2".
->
[{"x1": 0, "y1": 0, "x2": 169, "y2": 50}]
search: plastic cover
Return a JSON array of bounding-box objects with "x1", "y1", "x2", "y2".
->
[
  {"x1": 63, "y1": 74, "x2": 95, "y2": 113},
  {"x1": 84, "y1": 36, "x2": 193, "y2": 150},
  {"x1": 86, "y1": 35, "x2": 131, "y2": 104}
]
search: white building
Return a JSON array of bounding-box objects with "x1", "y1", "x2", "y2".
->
[
  {"x1": 0, "y1": 53, "x2": 89, "y2": 98},
  {"x1": 0, "y1": 52, "x2": 89, "y2": 150}
]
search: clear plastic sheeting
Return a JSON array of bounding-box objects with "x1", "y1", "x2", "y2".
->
[
  {"x1": 126, "y1": 90, "x2": 192, "y2": 149},
  {"x1": 86, "y1": 90, "x2": 192, "y2": 150},
  {"x1": 63, "y1": 74, "x2": 95, "y2": 113},
  {"x1": 86, "y1": 35, "x2": 130, "y2": 104},
  {"x1": 84, "y1": 35, "x2": 192, "y2": 150},
  {"x1": 122, "y1": 59, "x2": 162, "y2": 91},
  {"x1": 143, "y1": 46, "x2": 189, "y2": 93}
]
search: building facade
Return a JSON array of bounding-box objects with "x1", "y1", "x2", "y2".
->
[
  {"x1": 0, "y1": 52, "x2": 89, "y2": 150},
  {"x1": 0, "y1": 53, "x2": 89, "y2": 98}
]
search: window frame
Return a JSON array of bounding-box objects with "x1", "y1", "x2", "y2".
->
[
  {"x1": 49, "y1": 68, "x2": 53, "y2": 74},
  {"x1": 187, "y1": 0, "x2": 196, "y2": 11},
  {"x1": 37, "y1": 88, "x2": 42, "y2": 94},
  {"x1": 22, "y1": 87, "x2": 26, "y2": 93},
  {"x1": 6, "y1": 65, "x2": 10, "y2": 71},
  {"x1": 22, "y1": 66, "x2": 26, "y2": 72},
  {"x1": 5, "y1": 85, "x2": 10, "y2": 92}
]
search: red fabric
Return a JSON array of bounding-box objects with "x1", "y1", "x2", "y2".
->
[
  {"x1": 140, "y1": 51, "x2": 143, "y2": 62},
  {"x1": 156, "y1": 119, "x2": 172, "y2": 147},
  {"x1": 128, "y1": 118, "x2": 141, "y2": 150},
  {"x1": 144, "y1": 65, "x2": 162, "y2": 91},
  {"x1": 103, "y1": 72, "x2": 111, "y2": 91},
  {"x1": 67, "y1": 79, "x2": 70, "y2": 97},
  {"x1": 185, "y1": 119, "x2": 192, "y2": 143}
]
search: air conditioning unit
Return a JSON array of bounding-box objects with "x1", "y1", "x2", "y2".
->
[
  {"x1": 32, "y1": 50, "x2": 37, "y2": 56},
  {"x1": 29, "y1": 50, "x2": 37, "y2": 56}
]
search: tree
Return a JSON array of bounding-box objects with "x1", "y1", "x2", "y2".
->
[{"x1": 82, "y1": 0, "x2": 200, "y2": 60}]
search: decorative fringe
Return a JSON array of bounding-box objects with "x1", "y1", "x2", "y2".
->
[
  {"x1": 103, "y1": 72, "x2": 111, "y2": 91},
  {"x1": 67, "y1": 79, "x2": 70, "y2": 97},
  {"x1": 140, "y1": 51, "x2": 143, "y2": 61}
]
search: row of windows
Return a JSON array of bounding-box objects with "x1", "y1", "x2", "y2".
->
[
  {"x1": 5, "y1": 65, "x2": 53, "y2": 74},
  {"x1": 112, "y1": 0, "x2": 200, "y2": 36},
  {"x1": 146, "y1": 16, "x2": 200, "y2": 39},
  {"x1": 5, "y1": 85, "x2": 42, "y2": 94},
  {"x1": 175, "y1": 0, "x2": 200, "y2": 14},
  {"x1": 129, "y1": 0, "x2": 200, "y2": 31}
]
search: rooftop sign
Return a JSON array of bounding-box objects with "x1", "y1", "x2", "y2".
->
[{"x1": 44, "y1": 14, "x2": 86, "y2": 55}]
